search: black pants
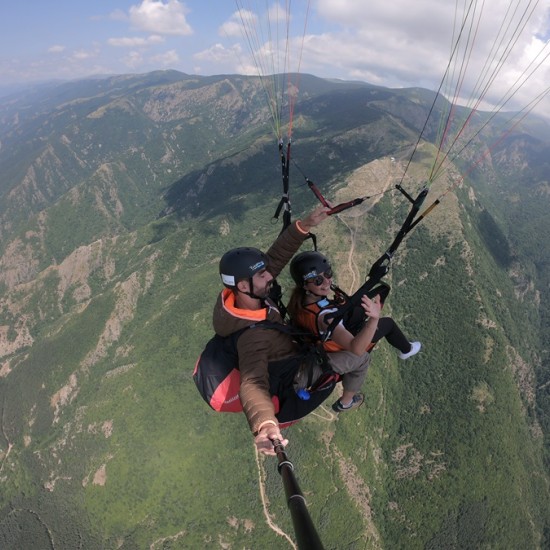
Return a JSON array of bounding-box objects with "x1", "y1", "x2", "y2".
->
[{"x1": 372, "y1": 317, "x2": 410, "y2": 353}]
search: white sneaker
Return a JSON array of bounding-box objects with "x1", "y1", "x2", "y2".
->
[{"x1": 398, "y1": 341, "x2": 421, "y2": 360}]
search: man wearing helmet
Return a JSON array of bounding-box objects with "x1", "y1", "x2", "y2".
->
[{"x1": 213, "y1": 206, "x2": 330, "y2": 456}]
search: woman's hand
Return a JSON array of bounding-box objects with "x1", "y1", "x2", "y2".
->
[{"x1": 361, "y1": 294, "x2": 381, "y2": 320}]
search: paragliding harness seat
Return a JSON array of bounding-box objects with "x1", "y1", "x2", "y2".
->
[{"x1": 193, "y1": 320, "x2": 340, "y2": 427}]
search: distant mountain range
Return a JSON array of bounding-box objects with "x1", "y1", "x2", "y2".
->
[{"x1": 0, "y1": 70, "x2": 548, "y2": 549}]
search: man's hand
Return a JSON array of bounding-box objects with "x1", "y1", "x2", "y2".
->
[
  {"x1": 299, "y1": 204, "x2": 332, "y2": 232},
  {"x1": 254, "y1": 424, "x2": 288, "y2": 456}
]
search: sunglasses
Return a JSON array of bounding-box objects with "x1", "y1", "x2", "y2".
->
[{"x1": 305, "y1": 269, "x2": 333, "y2": 286}]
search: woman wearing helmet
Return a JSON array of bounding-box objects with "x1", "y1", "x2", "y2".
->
[{"x1": 287, "y1": 251, "x2": 421, "y2": 412}]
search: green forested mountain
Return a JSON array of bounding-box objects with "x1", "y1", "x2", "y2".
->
[{"x1": 0, "y1": 70, "x2": 549, "y2": 549}]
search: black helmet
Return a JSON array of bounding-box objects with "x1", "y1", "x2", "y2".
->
[
  {"x1": 219, "y1": 247, "x2": 268, "y2": 288},
  {"x1": 290, "y1": 251, "x2": 331, "y2": 285}
]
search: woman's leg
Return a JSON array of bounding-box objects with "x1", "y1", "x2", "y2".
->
[
  {"x1": 328, "y1": 350, "x2": 370, "y2": 406},
  {"x1": 372, "y1": 317, "x2": 411, "y2": 353}
]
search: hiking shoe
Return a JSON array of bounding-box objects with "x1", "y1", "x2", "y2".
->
[
  {"x1": 398, "y1": 341, "x2": 421, "y2": 360},
  {"x1": 332, "y1": 392, "x2": 364, "y2": 412}
]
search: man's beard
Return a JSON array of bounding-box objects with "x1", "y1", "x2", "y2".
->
[{"x1": 257, "y1": 279, "x2": 275, "y2": 300}]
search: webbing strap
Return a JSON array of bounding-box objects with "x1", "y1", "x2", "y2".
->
[
  {"x1": 307, "y1": 178, "x2": 367, "y2": 215},
  {"x1": 273, "y1": 141, "x2": 292, "y2": 232},
  {"x1": 323, "y1": 186, "x2": 429, "y2": 338}
]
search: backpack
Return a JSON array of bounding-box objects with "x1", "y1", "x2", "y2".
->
[{"x1": 193, "y1": 321, "x2": 339, "y2": 425}]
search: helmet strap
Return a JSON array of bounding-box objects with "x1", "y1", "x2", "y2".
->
[
  {"x1": 242, "y1": 290, "x2": 265, "y2": 300},
  {"x1": 238, "y1": 277, "x2": 267, "y2": 301}
]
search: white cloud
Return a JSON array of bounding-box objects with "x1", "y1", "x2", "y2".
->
[
  {"x1": 219, "y1": 9, "x2": 257, "y2": 38},
  {"x1": 307, "y1": 0, "x2": 550, "y2": 114},
  {"x1": 48, "y1": 45, "x2": 65, "y2": 54},
  {"x1": 71, "y1": 49, "x2": 99, "y2": 61},
  {"x1": 152, "y1": 49, "x2": 179, "y2": 66},
  {"x1": 108, "y1": 35, "x2": 165, "y2": 48},
  {"x1": 122, "y1": 51, "x2": 145, "y2": 69},
  {"x1": 109, "y1": 8, "x2": 128, "y2": 22},
  {"x1": 118, "y1": 48, "x2": 179, "y2": 71},
  {"x1": 267, "y1": 2, "x2": 288, "y2": 24},
  {"x1": 195, "y1": 43, "x2": 241, "y2": 64},
  {"x1": 129, "y1": 0, "x2": 193, "y2": 36},
  {"x1": 298, "y1": 31, "x2": 448, "y2": 89},
  {"x1": 219, "y1": 20, "x2": 243, "y2": 39}
]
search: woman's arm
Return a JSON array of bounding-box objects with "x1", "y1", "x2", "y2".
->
[{"x1": 320, "y1": 295, "x2": 381, "y2": 355}]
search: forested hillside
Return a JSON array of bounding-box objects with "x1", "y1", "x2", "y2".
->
[{"x1": 0, "y1": 71, "x2": 548, "y2": 549}]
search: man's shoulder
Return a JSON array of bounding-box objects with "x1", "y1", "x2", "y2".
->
[{"x1": 213, "y1": 290, "x2": 261, "y2": 336}]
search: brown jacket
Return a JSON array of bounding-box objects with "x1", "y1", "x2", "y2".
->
[{"x1": 212, "y1": 221, "x2": 310, "y2": 433}]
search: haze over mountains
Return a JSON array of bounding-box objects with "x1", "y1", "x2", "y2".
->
[{"x1": 0, "y1": 70, "x2": 549, "y2": 549}]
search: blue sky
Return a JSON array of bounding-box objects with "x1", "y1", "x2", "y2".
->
[{"x1": 2, "y1": 0, "x2": 550, "y2": 117}]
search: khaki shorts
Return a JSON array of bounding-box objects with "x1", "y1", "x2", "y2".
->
[{"x1": 328, "y1": 350, "x2": 370, "y2": 393}]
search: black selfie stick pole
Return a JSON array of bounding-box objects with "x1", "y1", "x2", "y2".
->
[{"x1": 272, "y1": 439, "x2": 325, "y2": 549}]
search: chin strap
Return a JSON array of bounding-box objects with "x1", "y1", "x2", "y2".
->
[
  {"x1": 240, "y1": 290, "x2": 267, "y2": 301},
  {"x1": 305, "y1": 288, "x2": 326, "y2": 300}
]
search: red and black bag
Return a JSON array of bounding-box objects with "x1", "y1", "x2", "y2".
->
[
  {"x1": 193, "y1": 322, "x2": 339, "y2": 425},
  {"x1": 192, "y1": 329, "x2": 249, "y2": 413}
]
